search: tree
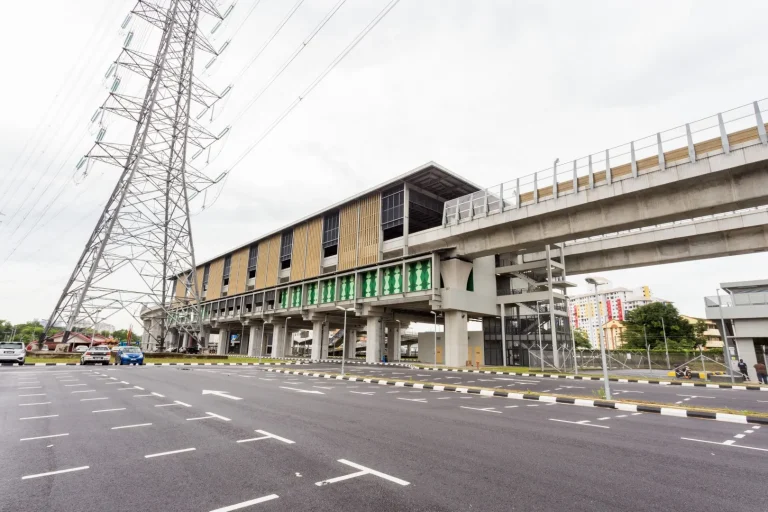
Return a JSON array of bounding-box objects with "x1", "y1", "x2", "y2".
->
[
  {"x1": 621, "y1": 302, "x2": 696, "y2": 350},
  {"x1": 692, "y1": 320, "x2": 708, "y2": 350},
  {"x1": 111, "y1": 329, "x2": 130, "y2": 342},
  {"x1": 572, "y1": 328, "x2": 592, "y2": 349}
]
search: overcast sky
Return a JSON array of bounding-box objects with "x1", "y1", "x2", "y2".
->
[{"x1": 1, "y1": 0, "x2": 767, "y2": 329}]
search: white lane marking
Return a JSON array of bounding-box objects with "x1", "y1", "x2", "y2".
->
[
  {"x1": 18, "y1": 386, "x2": 42, "y2": 390},
  {"x1": 71, "y1": 390, "x2": 96, "y2": 394},
  {"x1": 20, "y1": 433, "x2": 69, "y2": 441},
  {"x1": 682, "y1": 437, "x2": 768, "y2": 452},
  {"x1": 145, "y1": 447, "x2": 196, "y2": 459},
  {"x1": 133, "y1": 394, "x2": 154, "y2": 397},
  {"x1": 93, "y1": 408, "x2": 126, "y2": 413},
  {"x1": 104, "y1": 382, "x2": 122, "y2": 385},
  {"x1": 279, "y1": 386, "x2": 324, "y2": 395},
  {"x1": 187, "y1": 412, "x2": 231, "y2": 422},
  {"x1": 504, "y1": 406, "x2": 518, "y2": 408},
  {"x1": 676, "y1": 394, "x2": 716, "y2": 399},
  {"x1": 154, "y1": 400, "x2": 192, "y2": 408},
  {"x1": 549, "y1": 419, "x2": 609, "y2": 429},
  {"x1": 315, "y1": 459, "x2": 410, "y2": 487},
  {"x1": 135, "y1": 386, "x2": 145, "y2": 390},
  {"x1": 18, "y1": 393, "x2": 45, "y2": 397},
  {"x1": 208, "y1": 494, "x2": 280, "y2": 512},
  {"x1": 19, "y1": 402, "x2": 51, "y2": 406},
  {"x1": 80, "y1": 397, "x2": 108, "y2": 401},
  {"x1": 313, "y1": 386, "x2": 334, "y2": 390},
  {"x1": 396, "y1": 398, "x2": 427, "y2": 403},
  {"x1": 65, "y1": 384, "x2": 86, "y2": 387},
  {"x1": 111, "y1": 423, "x2": 152, "y2": 430},
  {"x1": 349, "y1": 391, "x2": 375, "y2": 396},
  {"x1": 19, "y1": 415, "x2": 59, "y2": 420},
  {"x1": 597, "y1": 417, "x2": 611, "y2": 421},
  {"x1": 386, "y1": 391, "x2": 400, "y2": 394},
  {"x1": 236, "y1": 430, "x2": 295, "y2": 444},
  {"x1": 460, "y1": 406, "x2": 501, "y2": 414},
  {"x1": 201, "y1": 390, "x2": 243, "y2": 400},
  {"x1": 22, "y1": 466, "x2": 89, "y2": 480},
  {"x1": 436, "y1": 397, "x2": 451, "y2": 400},
  {"x1": 734, "y1": 434, "x2": 745, "y2": 439},
  {"x1": 258, "y1": 378, "x2": 275, "y2": 381}
]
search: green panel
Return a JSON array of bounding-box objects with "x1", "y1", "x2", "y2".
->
[
  {"x1": 279, "y1": 289, "x2": 288, "y2": 309},
  {"x1": 339, "y1": 275, "x2": 355, "y2": 301},
  {"x1": 291, "y1": 287, "x2": 302, "y2": 308},
  {"x1": 321, "y1": 279, "x2": 336, "y2": 304},
  {"x1": 307, "y1": 282, "x2": 318, "y2": 305},
  {"x1": 362, "y1": 270, "x2": 378, "y2": 298},
  {"x1": 382, "y1": 265, "x2": 402, "y2": 296},
  {"x1": 407, "y1": 259, "x2": 432, "y2": 292},
  {"x1": 466, "y1": 269, "x2": 474, "y2": 292}
]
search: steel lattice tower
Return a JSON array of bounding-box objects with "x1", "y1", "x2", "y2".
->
[{"x1": 44, "y1": 0, "x2": 227, "y2": 349}]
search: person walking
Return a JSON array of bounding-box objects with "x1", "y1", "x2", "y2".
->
[
  {"x1": 754, "y1": 361, "x2": 768, "y2": 385},
  {"x1": 737, "y1": 359, "x2": 750, "y2": 381}
]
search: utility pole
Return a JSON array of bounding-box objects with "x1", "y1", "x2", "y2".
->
[
  {"x1": 644, "y1": 325, "x2": 652, "y2": 372},
  {"x1": 42, "y1": 0, "x2": 229, "y2": 349},
  {"x1": 661, "y1": 316, "x2": 670, "y2": 369}
]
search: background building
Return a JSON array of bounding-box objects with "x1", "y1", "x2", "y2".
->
[
  {"x1": 681, "y1": 315, "x2": 723, "y2": 349},
  {"x1": 569, "y1": 283, "x2": 669, "y2": 347}
]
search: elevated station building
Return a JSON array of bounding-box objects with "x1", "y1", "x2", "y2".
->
[{"x1": 155, "y1": 162, "x2": 574, "y2": 367}]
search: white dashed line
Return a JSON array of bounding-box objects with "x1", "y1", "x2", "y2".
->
[
  {"x1": 19, "y1": 415, "x2": 59, "y2": 421},
  {"x1": 111, "y1": 423, "x2": 152, "y2": 430},
  {"x1": 22, "y1": 466, "x2": 89, "y2": 480},
  {"x1": 93, "y1": 408, "x2": 126, "y2": 413},
  {"x1": 19, "y1": 402, "x2": 51, "y2": 406},
  {"x1": 145, "y1": 448, "x2": 196, "y2": 459},
  {"x1": 209, "y1": 494, "x2": 280, "y2": 512},
  {"x1": 20, "y1": 433, "x2": 69, "y2": 441}
]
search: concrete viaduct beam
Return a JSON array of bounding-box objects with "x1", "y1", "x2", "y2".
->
[
  {"x1": 409, "y1": 142, "x2": 768, "y2": 259},
  {"x1": 525, "y1": 208, "x2": 768, "y2": 275}
]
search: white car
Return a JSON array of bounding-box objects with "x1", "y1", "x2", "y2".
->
[
  {"x1": 75, "y1": 345, "x2": 89, "y2": 353},
  {"x1": 0, "y1": 342, "x2": 26, "y2": 365},
  {"x1": 80, "y1": 345, "x2": 111, "y2": 365}
]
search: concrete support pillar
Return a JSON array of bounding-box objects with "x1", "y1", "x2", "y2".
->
[
  {"x1": 182, "y1": 332, "x2": 189, "y2": 349},
  {"x1": 200, "y1": 326, "x2": 210, "y2": 348},
  {"x1": 444, "y1": 310, "x2": 468, "y2": 367},
  {"x1": 311, "y1": 321, "x2": 324, "y2": 360},
  {"x1": 386, "y1": 322, "x2": 400, "y2": 361},
  {"x1": 321, "y1": 323, "x2": 330, "y2": 359},
  {"x1": 345, "y1": 329, "x2": 357, "y2": 360},
  {"x1": 365, "y1": 316, "x2": 383, "y2": 363},
  {"x1": 734, "y1": 339, "x2": 759, "y2": 381},
  {"x1": 247, "y1": 322, "x2": 263, "y2": 357},
  {"x1": 169, "y1": 329, "x2": 179, "y2": 351},
  {"x1": 273, "y1": 324, "x2": 286, "y2": 358},
  {"x1": 218, "y1": 328, "x2": 229, "y2": 355}
]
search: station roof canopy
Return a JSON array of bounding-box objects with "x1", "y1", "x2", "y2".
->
[{"x1": 188, "y1": 161, "x2": 481, "y2": 270}]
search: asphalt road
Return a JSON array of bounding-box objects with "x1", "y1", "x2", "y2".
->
[
  {"x1": 1, "y1": 364, "x2": 766, "y2": 512},
  {"x1": 292, "y1": 362, "x2": 768, "y2": 413}
]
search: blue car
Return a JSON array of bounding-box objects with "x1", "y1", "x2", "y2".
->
[{"x1": 116, "y1": 346, "x2": 145, "y2": 365}]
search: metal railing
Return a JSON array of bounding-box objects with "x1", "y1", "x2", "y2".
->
[
  {"x1": 705, "y1": 293, "x2": 768, "y2": 308},
  {"x1": 443, "y1": 99, "x2": 768, "y2": 225}
]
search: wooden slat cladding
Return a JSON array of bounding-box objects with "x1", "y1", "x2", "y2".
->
[
  {"x1": 254, "y1": 238, "x2": 271, "y2": 290},
  {"x1": 304, "y1": 217, "x2": 323, "y2": 279},
  {"x1": 175, "y1": 274, "x2": 187, "y2": 299},
  {"x1": 194, "y1": 267, "x2": 205, "y2": 302},
  {"x1": 338, "y1": 202, "x2": 358, "y2": 271},
  {"x1": 206, "y1": 258, "x2": 224, "y2": 300},
  {"x1": 229, "y1": 246, "x2": 250, "y2": 295},
  {"x1": 358, "y1": 193, "x2": 380, "y2": 266},
  {"x1": 290, "y1": 223, "x2": 308, "y2": 282},
  {"x1": 263, "y1": 233, "x2": 281, "y2": 288}
]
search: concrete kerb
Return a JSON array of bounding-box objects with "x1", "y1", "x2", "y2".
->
[
  {"x1": 7, "y1": 362, "x2": 306, "y2": 367},
  {"x1": 413, "y1": 366, "x2": 768, "y2": 392},
  {"x1": 268, "y1": 357, "x2": 415, "y2": 368},
  {"x1": 262, "y1": 367, "x2": 768, "y2": 426}
]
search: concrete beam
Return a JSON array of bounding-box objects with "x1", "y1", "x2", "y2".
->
[
  {"x1": 532, "y1": 209, "x2": 768, "y2": 275},
  {"x1": 410, "y1": 142, "x2": 768, "y2": 258}
]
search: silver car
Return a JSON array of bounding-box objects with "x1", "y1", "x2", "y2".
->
[
  {"x1": 80, "y1": 345, "x2": 112, "y2": 366},
  {"x1": 0, "y1": 342, "x2": 26, "y2": 365}
]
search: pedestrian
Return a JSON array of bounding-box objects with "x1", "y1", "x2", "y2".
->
[
  {"x1": 737, "y1": 359, "x2": 750, "y2": 381},
  {"x1": 754, "y1": 361, "x2": 768, "y2": 385}
]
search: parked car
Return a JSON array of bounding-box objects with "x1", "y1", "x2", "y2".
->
[
  {"x1": 0, "y1": 342, "x2": 26, "y2": 365},
  {"x1": 116, "y1": 346, "x2": 144, "y2": 365},
  {"x1": 81, "y1": 345, "x2": 111, "y2": 365},
  {"x1": 75, "y1": 345, "x2": 89, "y2": 353}
]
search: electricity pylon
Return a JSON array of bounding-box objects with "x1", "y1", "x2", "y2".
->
[{"x1": 44, "y1": 0, "x2": 229, "y2": 350}]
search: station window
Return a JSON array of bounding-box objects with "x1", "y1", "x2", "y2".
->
[
  {"x1": 202, "y1": 264, "x2": 210, "y2": 292},
  {"x1": 247, "y1": 245, "x2": 258, "y2": 279},
  {"x1": 222, "y1": 255, "x2": 232, "y2": 286},
  {"x1": 280, "y1": 231, "x2": 293, "y2": 270},
  {"x1": 381, "y1": 184, "x2": 404, "y2": 241},
  {"x1": 322, "y1": 212, "x2": 339, "y2": 257}
]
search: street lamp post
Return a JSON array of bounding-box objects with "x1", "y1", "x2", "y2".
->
[
  {"x1": 536, "y1": 300, "x2": 544, "y2": 372},
  {"x1": 283, "y1": 317, "x2": 291, "y2": 359},
  {"x1": 430, "y1": 311, "x2": 440, "y2": 365},
  {"x1": 585, "y1": 276, "x2": 611, "y2": 400},
  {"x1": 643, "y1": 325, "x2": 652, "y2": 372},
  {"x1": 395, "y1": 319, "x2": 401, "y2": 362},
  {"x1": 336, "y1": 306, "x2": 354, "y2": 376}
]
